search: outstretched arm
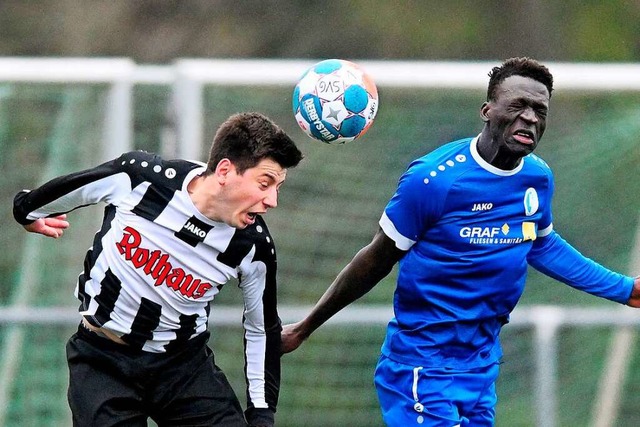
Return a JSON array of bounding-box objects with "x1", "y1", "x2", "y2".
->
[
  {"x1": 13, "y1": 152, "x2": 141, "y2": 229},
  {"x1": 528, "y1": 230, "x2": 636, "y2": 305},
  {"x1": 281, "y1": 228, "x2": 405, "y2": 354},
  {"x1": 23, "y1": 214, "x2": 69, "y2": 238}
]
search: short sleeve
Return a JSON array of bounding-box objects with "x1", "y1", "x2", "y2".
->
[{"x1": 380, "y1": 159, "x2": 446, "y2": 250}]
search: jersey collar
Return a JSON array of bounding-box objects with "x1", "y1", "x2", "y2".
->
[{"x1": 470, "y1": 135, "x2": 524, "y2": 176}]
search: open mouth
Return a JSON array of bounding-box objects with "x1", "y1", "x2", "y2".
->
[{"x1": 513, "y1": 129, "x2": 535, "y2": 145}]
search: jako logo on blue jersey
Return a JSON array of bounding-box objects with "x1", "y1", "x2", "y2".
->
[{"x1": 472, "y1": 203, "x2": 493, "y2": 212}]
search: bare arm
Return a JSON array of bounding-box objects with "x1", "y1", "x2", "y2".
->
[{"x1": 281, "y1": 228, "x2": 405, "y2": 353}]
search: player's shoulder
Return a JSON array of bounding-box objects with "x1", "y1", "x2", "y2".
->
[
  {"x1": 412, "y1": 138, "x2": 472, "y2": 168},
  {"x1": 115, "y1": 151, "x2": 204, "y2": 186},
  {"x1": 242, "y1": 216, "x2": 274, "y2": 243},
  {"x1": 235, "y1": 216, "x2": 277, "y2": 262},
  {"x1": 402, "y1": 137, "x2": 474, "y2": 188},
  {"x1": 523, "y1": 152, "x2": 553, "y2": 177}
]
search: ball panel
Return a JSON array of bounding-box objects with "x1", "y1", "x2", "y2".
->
[
  {"x1": 343, "y1": 85, "x2": 369, "y2": 113},
  {"x1": 362, "y1": 72, "x2": 378, "y2": 98},
  {"x1": 296, "y1": 71, "x2": 320, "y2": 97},
  {"x1": 299, "y1": 93, "x2": 322, "y2": 125},
  {"x1": 316, "y1": 74, "x2": 345, "y2": 102},
  {"x1": 328, "y1": 135, "x2": 355, "y2": 144},
  {"x1": 321, "y1": 100, "x2": 348, "y2": 127},
  {"x1": 314, "y1": 59, "x2": 343, "y2": 74},
  {"x1": 359, "y1": 119, "x2": 374, "y2": 138},
  {"x1": 299, "y1": 94, "x2": 339, "y2": 143},
  {"x1": 340, "y1": 115, "x2": 366, "y2": 138},
  {"x1": 295, "y1": 111, "x2": 309, "y2": 133},
  {"x1": 292, "y1": 85, "x2": 301, "y2": 113},
  {"x1": 365, "y1": 97, "x2": 379, "y2": 122},
  {"x1": 309, "y1": 121, "x2": 339, "y2": 143}
]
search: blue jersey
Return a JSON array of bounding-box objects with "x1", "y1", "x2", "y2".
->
[{"x1": 380, "y1": 137, "x2": 633, "y2": 369}]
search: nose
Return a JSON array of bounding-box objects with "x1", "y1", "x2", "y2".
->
[
  {"x1": 520, "y1": 106, "x2": 538, "y2": 123},
  {"x1": 264, "y1": 187, "x2": 278, "y2": 209}
]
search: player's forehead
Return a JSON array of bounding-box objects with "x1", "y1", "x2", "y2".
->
[
  {"x1": 494, "y1": 75, "x2": 550, "y2": 104},
  {"x1": 246, "y1": 158, "x2": 287, "y2": 182}
]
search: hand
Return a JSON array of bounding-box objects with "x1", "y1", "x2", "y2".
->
[
  {"x1": 281, "y1": 321, "x2": 307, "y2": 354},
  {"x1": 245, "y1": 407, "x2": 274, "y2": 427},
  {"x1": 628, "y1": 276, "x2": 640, "y2": 308},
  {"x1": 23, "y1": 214, "x2": 69, "y2": 238}
]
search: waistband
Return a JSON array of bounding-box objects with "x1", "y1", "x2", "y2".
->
[{"x1": 76, "y1": 320, "x2": 210, "y2": 356}]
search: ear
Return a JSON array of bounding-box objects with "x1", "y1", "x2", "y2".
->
[
  {"x1": 480, "y1": 102, "x2": 491, "y2": 122},
  {"x1": 214, "y1": 159, "x2": 234, "y2": 184}
]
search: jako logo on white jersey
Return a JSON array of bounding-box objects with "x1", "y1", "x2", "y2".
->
[
  {"x1": 175, "y1": 216, "x2": 213, "y2": 247},
  {"x1": 184, "y1": 221, "x2": 206, "y2": 237},
  {"x1": 472, "y1": 203, "x2": 493, "y2": 211},
  {"x1": 116, "y1": 226, "x2": 213, "y2": 299}
]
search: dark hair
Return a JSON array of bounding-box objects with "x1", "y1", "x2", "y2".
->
[
  {"x1": 486, "y1": 57, "x2": 554, "y2": 101},
  {"x1": 206, "y1": 112, "x2": 303, "y2": 174}
]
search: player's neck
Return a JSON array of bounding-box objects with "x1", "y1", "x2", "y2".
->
[
  {"x1": 187, "y1": 174, "x2": 224, "y2": 222},
  {"x1": 477, "y1": 132, "x2": 522, "y2": 171}
]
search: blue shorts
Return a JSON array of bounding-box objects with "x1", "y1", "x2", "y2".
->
[{"x1": 374, "y1": 355, "x2": 500, "y2": 427}]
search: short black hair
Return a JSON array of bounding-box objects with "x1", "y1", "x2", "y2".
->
[
  {"x1": 206, "y1": 112, "x2": 303, "y2": 174},
  {"x1": 487, "y1": 57, "x2": 554, "y2": 101}
]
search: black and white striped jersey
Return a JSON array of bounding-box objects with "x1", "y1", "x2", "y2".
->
[{"x1": 13, "y1": 150, "x2": 281, "y2": 411}]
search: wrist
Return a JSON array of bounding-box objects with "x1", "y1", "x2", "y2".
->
[
  {"x1": 293, "y1": 320, "x2": 313, "y2": 341},
  {"x1": 245, "y1": 407, "x2": 274, "y2": 427}
]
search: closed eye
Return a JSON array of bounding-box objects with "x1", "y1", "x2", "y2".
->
[{"x1": 259, "y1": 176, "x2": 277, "y2": 190}]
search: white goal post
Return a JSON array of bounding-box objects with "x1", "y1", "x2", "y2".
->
[
  {"x1": 2, "y1": 57, "x2": 640, "y2": 159},
  {"x1": 1, "y1": 57, "x2": 640, "y2": 427}
]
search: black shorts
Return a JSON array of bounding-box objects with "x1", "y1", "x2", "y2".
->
[{"x1": 66, "y1": 324, "x2": 247, "y2": 427}]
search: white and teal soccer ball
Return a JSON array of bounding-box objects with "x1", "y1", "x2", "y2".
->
[{"x1": 292, "y1": 59, "x2": 379, "y2": 144}]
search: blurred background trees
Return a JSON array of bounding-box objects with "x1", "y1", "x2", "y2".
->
[{"x1": 0, "y1": 0, "x2": 638, "y2": 63}]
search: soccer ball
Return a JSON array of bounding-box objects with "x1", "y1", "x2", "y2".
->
[{"x1": 292, "y1": 59, "x2": 379, "y2": 144}]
